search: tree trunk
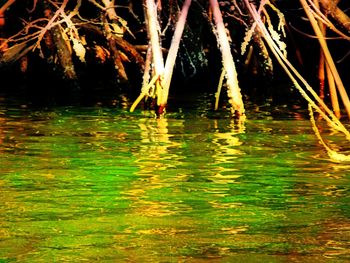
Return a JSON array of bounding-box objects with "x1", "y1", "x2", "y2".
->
[
  {"x1": 44, "y1": 6, "x2": 77, "y2": 80},
  {"x1": 145, "y1": 0, "x2": 165, "y2": 76},
  {"x1": 209, "y1": 0, "x2": 245, "y2": 116},
  {"x1": 159, "y1": 0, "x2": 192, "y2": 113},
  {"x1": 318, "y1": 0, "x2": 350, "y2": 33},
  {"x1": 102, "y1": 15, "x2": 128, "y2": 82}
]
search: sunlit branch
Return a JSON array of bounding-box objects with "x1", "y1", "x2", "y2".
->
[
  {"x1": 300, "y1": 0, "x2": 350, "y2": 119},
  {"x1": 144, "y1": 0, "x2": 165, "y2": 111},
  {"x1": 226, "y1": 12, "x2": 248, "y2": 27},
  {"x1": 0, "y1": 18, "x2": 47, "y2": 48},
  {"x1": 34, "y1": 0, "x2": 69, "y2": 50},
  {"x1": 288, "y1": 22, "x2": 345, "y2": 40},
  {"x1": 49, "y1": 0, "x2": 81, "y2": 37},
  {"x1": 87, "y1": 0, "x2": 105, "y2": 10},
  {"x1": 313, "y1": 0, "x2": 340, "y2": 118},
  {"x1": 307, "y1": 0, "x2": 350, "y2": 41},
  {"x1": 326, "y1": 63, "x2": 340, "y2": 118},
  {"x1": 141, "y1": 44, "x2": 153, "y2": 95},
  {"x1": 215, "y1": 68, "x2": 225, "y2": 110},
  {"x1": 244, "y1": 0, "x2": 350, "y2": 139},
  {"x1": 46, "y1": 0, "x2": 85, "y2": 64},
  {"x1": 318, "y1": 0, "x2": 350, "y2": 34},
  {"x1": 130, "y1": 0, "x2": 164, "y2": 113},
  {"x1": 102, "y1": 0, "x2": 117, "y2": 20},
  {"x1": 232, "y1": 0, "x2": 248, "y2": 17}
]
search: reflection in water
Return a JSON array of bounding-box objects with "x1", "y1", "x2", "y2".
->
[
  {"x1": 0, "y1": 110, "x2": 5, "y2": 145},
  {"x1": 211, "y1": 119, "x2": 244, "y2": 185},
  {"x1": 0, "y1": 106, "x2": 349, "y2": 261}
]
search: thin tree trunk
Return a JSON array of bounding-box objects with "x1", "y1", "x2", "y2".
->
[
  {"x1": 101, "y1": 1, "x2": 128, "y2": 82},
  {"x1": 145, "y1": 0, "x2": 164, "y2": 76},
  {"x1": 326, "y1": 64, "x2": 340, "y2": 118},
  {"x1": 244, "y1": 0, "x2": 350, "y2": 138},
  {"x1": 318, "y1": 0, "x2": 350, "y2": 33},
  {"x1": 44, "y1": 6, "x2": 77, "y2": 80},
  {"x1": 318, "y1": 52, "x2": 325, "y2": 101},
  {"x1": 144, "y1": 0, "x2": 166, "y2": 115},
  {"x1": 102, "y1": 15, "x2": 128, "y2": 82},
  {"x1": 159, "y1": 0, "x2": 192, "y2": 113},
  {"x1": 50, "y1": 26, "x2": 77, "y2": 80},
  {"x1": 209, "y1": 0, "x2": 245, "y2": 116},
  {"x1": 300, "y1": 0, "x2": 350, "y2": 118},
  {"x1": 314, "y1": 0, "x2": 325, "y2": 101}
]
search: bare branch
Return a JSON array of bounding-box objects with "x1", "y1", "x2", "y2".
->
[{"x1": 0, "y1": 0, "x2": 16, "y2": 15}]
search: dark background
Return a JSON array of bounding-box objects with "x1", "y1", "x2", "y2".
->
[{"x1": 0, "y1": 0, "x2": 348, "y2": 109}]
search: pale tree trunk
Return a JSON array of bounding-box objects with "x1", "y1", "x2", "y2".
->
[
  {"x1": 145, "y1": 0, "x2": 165, "y2": 115},
  {"x1": 159, "y1": 0, "x2": 192, "y2": 113},
  {"x1": 130, "y1": 0, "x2": 165, "y2": 113},
  {"x1": 300, "y1": 0, "x2": 350, "y2": 118},
  {"x1": 209, "y1": 0, "x2": 245, "y2": 116},
  {"x1": 145, "y1": 0, "x2": 164, "y2": 77}
]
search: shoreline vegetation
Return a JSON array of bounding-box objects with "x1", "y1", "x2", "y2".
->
[
  {"x1": 0, "y1": 0, "x2": 350, "y2": 161},
  {"x1": 0, "y1": 1, "x2": 348, "y2": 113}
]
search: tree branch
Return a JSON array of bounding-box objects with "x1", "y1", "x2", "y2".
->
[{"x1": 318, "y1": 0, "x2": 350, "y2": 34}]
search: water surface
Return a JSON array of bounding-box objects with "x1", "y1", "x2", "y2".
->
[{"x1": 0, "y1": 98, "x2": 349, "y2": 262}]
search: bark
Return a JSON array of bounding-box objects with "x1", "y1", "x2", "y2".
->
[
  {"x1": 145, "y1": 0, "x2": 164, "y2": 76},
  {"x1": 108, "y1": 36, "x2": 128, "y2": 82},
  {"x1": 44, "y1": 6, "x2": 77, "y2": 80},
  {"x1": 114, "y1": 36, "x2": 144, "y2": 69},
  {"x1": 300, "y1": 0, "x2": 350, "y2": 118},
  {"x1": 144, "y1": 0, "x2": 165, "y2": 115},
  {"x1": 50, "y1": 25, "x2": 77, "y2": 80},
  {"x1": 210, "y1": 0, "x2": 245, "y2": 116},
  {"x1": 102, "y1": 15, "x2": 128, "y2": 82},
  {"x1": 74, "y1": 21, "x2": 144, "y2": 69},
  {"x1": 318, "y1": 0, "x2": 350, "y2": 33},
  {"x1": 160, "y1": 0, "x2": 192, "y2": 111},
  {"x1": 0, "y1": 42, "x2": 32, "y2": 64}
]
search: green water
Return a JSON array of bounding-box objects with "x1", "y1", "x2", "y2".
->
[{"x1": 0, "y1": 100, "x2": 349, "y2": 262}]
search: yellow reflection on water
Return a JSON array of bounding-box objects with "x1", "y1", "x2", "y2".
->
[
  {"x1": 125, "y1": 118, "x2": 185, "y2": 217},
  {"x1": 220, "y1": 226, "x2": 248, "y2": 235},
  {"x1": 0, "y1": 112, "x2": 5, "y2": 146},
  {"x1": 130, "y1": 200, "x2": 178, "y2": 217},
  {"x1": 135, "y1": 117, "x2": 182, "y2": 174},
  {"x1": 210, "y1": 119, "x2": 245, "y2": 185}
]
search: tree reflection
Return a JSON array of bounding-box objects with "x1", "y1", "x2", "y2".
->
[
  {"x1": 210, "y1": 119, "x2": 245, "y2": 184},
  {"x1": 124, "y1": 117, "x2": 184, "y2": 217}
]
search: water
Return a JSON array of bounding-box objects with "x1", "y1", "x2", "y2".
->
[{"x1": 0, "y1": 96, "x2": 349, "y2": 262}]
